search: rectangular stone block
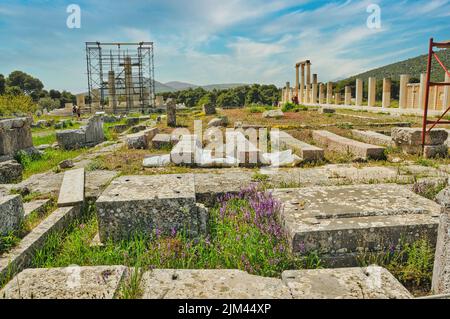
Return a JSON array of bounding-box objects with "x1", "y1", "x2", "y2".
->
[
  {"x1": 392, "y1": 128, "x2": 448, "y2": 155},
  {"x1": 312, "y1": 130, "x2": 385, "y2": 160},
  {"x1": 351, "y1": 130, "x2": 395, "y2": 147},
  {"x1": 282, "y1": 267, "x2": 412, "y2": 299},
  {"x1": 272, "y1": 184, "x2": 440, "y2": 266},
  {"x1": 0, "y1": 160, "x2": 23, "y2": 184},
  {"x1": 56, "y1": 116, "x2": 104, "y2": 150},
  {"x1": 141, "y1": 269, "x2": 292, "y2": 299},
  {"x1": 225, "y1": 131, "x2": 262, "y2": 166},
  {"x1": 0, "y1": 266, "x2": 127, "y2": 299},
  {"x1": 0, "y1": 117, "x2": 33, "y2": 156},
  {"x1": 271, "y1": 131, "x2": 324, "y2": 162},
  {"x1": 151, "y1": 134, "x2": 174, "y2": 149},
  {"x1": 57, "y1": 168, "x2": 85, "y2": 207},
  {"x1": 96, "y1": 174, "x2": 206, "y2": 242},
  {"x1": 0, "y1": 195, "x2": 24, "y2": 235},
  {"x1": 126, "y1": 128, "x2": 159, "y2": 150}
]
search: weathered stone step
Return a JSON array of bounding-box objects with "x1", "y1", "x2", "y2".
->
[
  {"x1": 312, "y1": 130, "x2": 385, "y2": 160},
  {"x1": 23, "y1": 199, "x2": 52, "y2": 218},
  {"x1": 57, "y1": 168, "x2": 85, "y2": 207},
  {"x1": 351, "y1": 130, "x2": 394, "y2": 147},
  {"x1": 270, "y1": 131, "x2": 324, "y2": 162},
  {"x1": 0, "y1": 266, "x2": 127, "y2": 299},
  {"x1": 0, "y1": 205, "x2": 81, "y2": 282},
  {"x1": 272, "y1": 184, "x2": 440, "y2": 265}
]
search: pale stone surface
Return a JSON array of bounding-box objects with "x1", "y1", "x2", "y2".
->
[
  {"x1": 0, "y1": 160, "x2": 23, "y2": 184},
  {"x1": 0, "y1": 266, "x2": 127, "y2": 299},
  {"x1": 0, "y1": 195, "x2": 24, "y2": 235},
  {"x1": 351, "y1": 130, "x2": 394, "y2": 147},
  {"x1": 0, "y1": 206, "x2": 81, "y2": 282},
  {"x1": 152, "y1": 133, "x2": 174, "y2": 149},
  {"x1": 57, "y1": 168, "x2": 85, "y2": 207},
  {"x1": 0, "y1": 117, "x2": 33, "y2": 156},
  {"x1": 96, "y1": 174, "x2": 207, "y2": 242},
  {"x1": 225, "y1": 131, "x2": 263, "y2": 166},
  {"x1": 141, "y1": 269, "x2": 292, "y2": 299},
  {"x1": 270, "y1": 130, "x2": 324, "y2": 162},
  {"x1": 272, "y1": 184, "x2": 440, "y2": 265},
  {"x1": 312, "y1": 130, "x2": 385, "y2": 160},
  {"x1": 263, "y1": 109, "x2": 284, "y2": 118},
  {"x1": 126, "y1": 128, "x2": 159, "y2": 149},
  {"x1": 392, "y1": 128, "x2": 448, "y2": 155},
  {"x1": 23, "y1": 199, "x2": 51, "y2": 218},
  {"x1": 57, "y1": 116, "x2": 104, "y2": 150},
  {"x1": 282, "y1": 267, "x2": 412, "y2": 299},
  {"x1": 142, "y1": 154, "x2": 171, "y2": 168},
  {"x1": 432, "y1": 187, "x2": 450, "y2": 294}
]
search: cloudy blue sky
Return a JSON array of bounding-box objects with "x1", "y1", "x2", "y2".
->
[{"x1": 0, "y1": 0, "x2": 449, "y2": 93}]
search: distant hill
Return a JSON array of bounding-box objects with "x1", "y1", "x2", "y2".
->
[
  {"x1": 154, "y1": 81, "x2": 247, "y2": 93},
  {"x1": 341, "y1": 50, "x2": 450, "y2": 83}
]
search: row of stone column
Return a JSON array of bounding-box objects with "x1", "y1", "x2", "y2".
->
[{"x1": 282, "y1": 73, "x2": 450, "y2": 111}]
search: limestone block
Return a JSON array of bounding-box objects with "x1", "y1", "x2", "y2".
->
[
  {"x1": 424, "y1": 144, "x2": 448, "y2": 159},
  {"x1": 270, "y1": 131, "x2": 324, "y2": 162},
  {"x1": 392, "y1": 128, "x2": 448, "y2": 155},
  {"x1": 167, "y1": 100, "x2": 177, "y2": 127},
  {"x1": 262, "y1": 109, "x2": 284, "y2": 118},
  {"x1": 207, "y1": 117, "x2": 229, "y2": 128},
  {"x1": 0, "y1": 195, "x2": 24, "y2": 235},
  {"x1": 432, "y1": 187, "x2": 450, "y2": 294},
  {"x1": 0, "y1": 117, "x2": 33, "y2": 156},
  {"x1": 142, "y1": 154, "x2": 171, "y2": 168},
  {"x1": 96, "y1": 174, "x2": 205, "y2": 242},
  {"x1": 151, "y1": 134, "x2": 174, "y2": 149},
  {"x1": 127, "y1": 128, "x2": 159, "y2": 150},
  {"x1": 141, "y1": 269, "x2": 292, "y2": 299},
  {"x1": 272, "y1": 184, "x2": 440, "y2": 266},
  {"x1": 0, "y1": 266, "x2": 127, "y2": 299},
  {"x1": 84, "y1": 116, "x2": 104, "y2": 145},
  {"x1": 56, "y1": 129, "x2": 86, "y2": 150},
  {"x1": 312, "y1": 130, "x2": 385, "y2": 160},
  {"x1": 351, "y1": 130, "x2": 395, "y2": 147},
  {"x1": 57, "y1": 168, "x2": 85, "y2": 207},
  {"x1": 0, "y1": 160, "x2": 23, "y2": 184},
  {"x1": 282, "y1": 267, "x2": 412, "y2": 299}
]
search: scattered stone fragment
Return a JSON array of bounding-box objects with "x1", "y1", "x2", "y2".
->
[
  {"x1": 167, "y1": 99, "x2": 177, "y2": 127},
  {"x1": 0, "y1": 117, "x2": 33, "y2": 157},
  {"x1": 151, "y1": 134, "x2": 174, "y2": 149},
  {"x1": 127, "y1": 128, "x2": 159, "y2": 150},
  {"x1": 263, "y1": 109, "x2": 284, "y2": 118},
  {"x1": 56, "y1": 116, "x2": 104, "y2": 150},
  {"x1": 57, "y1": 168, "x2": 85, "y2": 207},
  {"x1": 202, "y1": 104, "x2": 216, "y2": 115},
  {"x1": 207, "y1": 117, "x2": 229, "y2": 128},
  {"x1": 271, "y1": 130, "x2": 324, "y2": 162},
  {"x1": 392, "y1": 128, "x2": 448, "y2": 157},
  {"x1": 59, "y1": 159, "x2": 75, "y2": 169},
  {"x1": 142, "y1": 154, "x2": 171, "y2": 168}
]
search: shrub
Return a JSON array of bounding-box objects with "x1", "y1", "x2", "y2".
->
[
  {"x1": 281, "y1": 102, "x2": 296, "y2": 112},
  {"x1": 0, "y1": 94, "x2": 37, "y2": 116}
]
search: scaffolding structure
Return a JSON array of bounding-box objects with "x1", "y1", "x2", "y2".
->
[
  {"x1": 85, "y1": 42, "x2": 155, "y2": 114},
  {"x1": 422, "y1": 38, "x2": 450, "y2": 150}
]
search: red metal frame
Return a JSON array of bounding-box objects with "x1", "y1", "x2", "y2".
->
[{"x1": 422, "y1": 38, "x2": 450, "y2": 150}]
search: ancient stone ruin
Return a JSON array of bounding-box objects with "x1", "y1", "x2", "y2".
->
[{"x1": 56, "y1": 115, "x2": 105, "y2": 150}]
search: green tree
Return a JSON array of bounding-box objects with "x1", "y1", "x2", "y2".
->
[
  {"x1": 216, "y1": 91, "x2": 241, "y2": 107},
  {"x1": 7, "y1": 71, "x2": 44, "y2": 100},
  {"x1": 5, "y1": 86, "x2": 23, "y2": 96},
  {"x1": 0, "y1": 74, "x2": 5, "y2": 95},
  {"x1": 38, "y1": 97, "x2": 60, "y2": 111}
]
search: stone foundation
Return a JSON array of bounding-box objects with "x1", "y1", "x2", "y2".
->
[{"x1": 57, "y1": 116, "x2": 104, "y2": 150}]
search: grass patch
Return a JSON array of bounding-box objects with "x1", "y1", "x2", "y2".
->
[
  {"x1": 358, "y1": 238, "x2": 435, "y2": 296},
  {"x1": 16, "y1": 148, "x2": 86, "y2": 179},
  {"x1": 32, "y1": 133, "x2": 56, "y2": 146}
]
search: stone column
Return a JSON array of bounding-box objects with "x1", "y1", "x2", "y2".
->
[
  {"x1": 444, "y1": 73, "x2": 450, "y2": 110},
  {"x1": 355, "y1": 79, "x2": 363, "y2": 107},
  {"x1": 295, "y1": 65, "x2": 300, "y2": 101},
  {"x1": 368, "y1": 77, "x2": 376, "y2": 107},
  {"x1": 312, "y1": 74, "x2": 318, "y2": 104},
  {"x1": 281, "y1": 88, "x2": 285, "y2": 104},
  {"x1": 418, "y1": 73, "x2": 427, "y2": 110},
  {"x1": 318, "y1": 83, "x2": 325, "y2": 104},
  {"x1": 382, "y1": 78, "x2": 391, "y2": 108},
  {"x1": 335, "y1": 92, "x2": 341, "y2": 105},
  {"x1": 430, "y1": 86, "x2": 438, "y2": 110},
  {"x1": 76, "y1": 94, "x2": 85, "y2": 108},
  {"x1": 305, "y1": 62, "x2": 311, "y2": 104},
  {"x1": 344, "y1": 86, "x2": 351, "y2": 105},
  {"x1": 326, "y1": 82, "x2": 333, "y2": 105},
  {"x1": 108, "y1": 71, "x2": 118, "y2": 112},
  {"x1": 285, "y1": 82, "x2": 291, "y2": 103},
  {"x1": 300, "y1": 64, "x2": 305, "y2": 104},
  {"x1": 399, "y1": 74, "x2": 410, "y2": 109},
  {"x1": 167, "y1": 99, "x2": 177, "y2": 127}
]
